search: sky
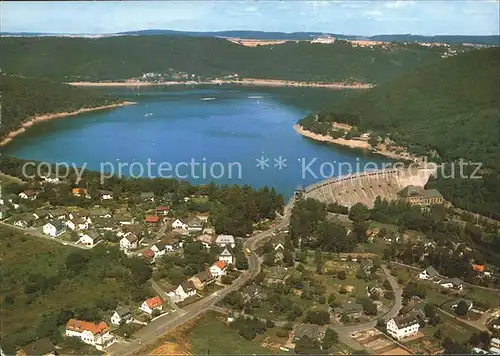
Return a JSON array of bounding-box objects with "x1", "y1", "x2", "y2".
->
[{"x1": 2, "y1": 1, "x2": 499, "y2": 36}]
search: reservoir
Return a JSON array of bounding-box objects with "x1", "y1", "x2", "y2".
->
[{"x1": 3, "y1": 86, "x2": 390, "y2": 198}]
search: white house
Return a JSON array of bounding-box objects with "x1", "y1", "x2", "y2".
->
[
  {"x1": 438, "y1": 278, "x2": 464, "y2": 290},
  {"x1": 14, "y1": 220, "x2": 29, "y2": 229},
  {"x1": 65, "y1": 319, "x2": 115, "y2": 351},
  {"x1": 209, "y1": 261, "x2": 226, "y2": 278},
  {"x1": 19, "y1": 190, "x2": 37, "y2": 200},
  {"x1": 65, "y1": 220, "x2": 77, "y2": 231},
  {"x1": 139, "y1": 296, "x2": 163, "y2": 315},
  {"x1": 43, "y1": 220, "x2": 66, "y2": 237},
  {"x1": 171, "y1": 219, "x2": 187, "y2": 230},
  {"x1": 101, "y1": 193, "x2": 113, "y2": 200},
  {"x1": 41, "y1": 173, "x2": 60, "y2": 184},
  {"x1": 418, "y1": 266, "x2": 439, "y2": 280},
  {"x1": 168, "y1": 281, "x2": 196, "y2": 302},
  {"x1": 120, "y1": 233, "x2": 138, "y2": 251},
  {"x1": 215, "y1": 234, "x2": 236, "y2": 248},
  {"x1": 77, "y1": 232, "x2": 100, "y2": 247},
  {"x1": 386, "y1": 314, "x2": 420, "y2": 341},
  {"x1": 219, "y1": 247, "x2": 235, "y2": 265},
  {"x1": 110, "y1": 307, "x2": 133, "y2": 325}
]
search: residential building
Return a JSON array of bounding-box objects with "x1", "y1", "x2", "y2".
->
[
  {"x1": 72, "y1": 188, "x2": 89, "y2": 198},
  {"x1": 219, "y1": 246, "x2": 235, "y2": 265},
  {"x1": 145, "y1": 215, "x2": 159, "y2": 224},
  {"x1": 120, "y1": 233, "x2": 138, "y2": 250},
  {"x1": 140, "y1": 192, "x2": 155, "y2": 201},
  {"x1": 43, "y1": 220, "x2": 66, "y2": 237},
  {"x1": 418, "y1": 266, "x2": 439, "y2": 280},
  {"x1": 40, "y1": 173, "x2": 60, "y2": 184},
  {"x1": 168, "y1": 281, "x2": 197, "y2": 302},
  {"x1": 32, "y1": 210, "x2": 49, "y2": 220},
  {"x1": 16, "y1": 338, "x2": 55, "y2": 356},
  {"x1": 189, "y1": 270, "x2": 214, "y2": 290},
  {"x1": 172, "y1": 219, "x2": 187, "y2": 230},
  {"x1": 242, "y1": 284, "x2": 264, "y2": 301},
  {"x1": 209, "y1": 261, "x2": 226, "y2": 278},
  {"x1": 110, "y1": 307, "x2": 133, "y2": 325},
  {"x1": 65, "y1": 319, "x2": 115, "y2": 351},
  {"x1": 472, "y1": 264, "x2": 485, "y2": 273},
  {"x1": 215, "y1": 234, "x2": 235, "y2": 248},
  {"x1": 342, "y1": 300, "x2": 364, "y2": 318},
  {"x1": 398, "y1": 185, "x2": 444, "y2": 206},
  {"x1": 100, "y1": 190, "x2": 113, "y2": 200},
  {"x1": 266, "y1": 266, "x2": 288, "y2": 284},
  {"x1": 141, "y1": 249, "x2": 156, "y2": 263},
  {"x1": 77, "y1": 232, "x2": 100, "y2": 247},
  {"x1": 139, "y1": 296, "x2": 163, "y2": 315},
  {"x1": 187, "y1": 217, "x2": 203, "y2": 232},
  {"x1": 113, "y1": 213, "x2": 133, "y2": 225},
  {"x1": 156, "y1": 206, "x2": 169, "y2": 215},
  {"x1": 293, "y1": 323, "x2": 324, "y2": 341},
  {"x1": 490, "y1": 338, "x2": 500, "y2": 348},
  {"x1": 386, "y1": 313, "x2": 420, "y2": 341},
  {"x1": 439, "y1": 277, "x2": 464, "y2": 290},
  {"x1": 19, "y1": 190, "x2": 37, "y2": 200},
  {"x1": 14, "y1": 220, "x2": 29, "y2": 229},
  {"x1": 196, "y1": 234, "x2": 213, "y2": 248}
]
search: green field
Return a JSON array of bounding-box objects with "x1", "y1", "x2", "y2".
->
[
  {"x1": 187, "y1": 312, "x2": 276, "y2": 355},
  {"x1": 0, "y1": 226, "x2": 152, "y2": 353}
]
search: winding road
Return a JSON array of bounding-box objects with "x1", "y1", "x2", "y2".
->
[{"x1": 107, "y1": 198, "x2": 296, "y2": 356}]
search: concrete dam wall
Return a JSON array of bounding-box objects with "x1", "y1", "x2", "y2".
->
[{"x1": 304, "y1": 167, "x2": 437, "y2": 208}]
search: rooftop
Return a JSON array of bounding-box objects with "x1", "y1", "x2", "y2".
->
[{"x1": 66, "y1": 319, "x2": 109, "y2": 335}]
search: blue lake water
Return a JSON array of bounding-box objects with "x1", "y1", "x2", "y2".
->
[{"x1": 3, "y1": 86, "x2": 389, "y2": 198}]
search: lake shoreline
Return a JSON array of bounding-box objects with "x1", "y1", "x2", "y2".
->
[
  {"x1": 0, "y1": 101, "x2": 137, "y2": 147},
  {"x1": 293, "y1": 124, "x2": 419, "y2": 163},
  {"x1": 69, "y1": 78, "x2": 375, "y2": 90}
]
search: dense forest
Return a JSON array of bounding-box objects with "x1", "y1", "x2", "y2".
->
[
  {"x1": 1, "y1": 75, "x2": 118, "y2": 137},
  {"x1": 299, "y1": 48, "x2": 500, "y2": 218},
  {"x1": 2, "y1": 36, "x2": 445, "y2": 83}
]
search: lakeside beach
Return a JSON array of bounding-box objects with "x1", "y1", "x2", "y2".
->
[
  {"x1": 293, "y1": 124, "x2": 419, "y2": 163},
  {"x1": 0, "y1": 101, "x2": 137, "y2": 147},
  {"x1": 69, "y1": 78, "x2": 375, "y2": 90}
]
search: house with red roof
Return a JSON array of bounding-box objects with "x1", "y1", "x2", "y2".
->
[
  {"x1": 156, "y1": 206, "x2": 169, "y2": 216},
  {"x1": 139, "y1": 296, "x2": 164, "y2": 315},
  {"x1": 65, "y1": 319, "x2": 115, "y2": 350},
  {"x1": 210, "y1": 261, "x2": 227, "y2": 278},
  {"x1": 145, "y1": 215, "x2": 159, "y2": 223},
  {"x1": 141, "y1": 249, "x2": 156, "y2": 263}
]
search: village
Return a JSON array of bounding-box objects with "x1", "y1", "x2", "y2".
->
[{"x1": 2, "y1": 170, "x2": 500, "y2": 355}]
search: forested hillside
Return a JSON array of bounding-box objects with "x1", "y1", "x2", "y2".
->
[
  {"x1": 299, "y1": 48, "x2": 500, "y2": 218},
  {"x1": 1, "y1": 75, "x2": 118, "y2": 137},
  {"x1": 1, "y1": 36, "x2": 445, "y2": 83}
]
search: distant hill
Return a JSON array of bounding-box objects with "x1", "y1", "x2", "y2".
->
[
  {"x1": 370, "y1": 34, "x2": 500, "y2": 46},
  {"x1": 2, "y1": 35, "x2": 445, "y2": 83},
  {"x1": 299, "y1": 48, "x2": 500, "y2": 217},
  {"x1": 3, "y1": 29, "x2": 498, "y2": 45},
  {"x1": 1, "y1": 75, "x2": 118, "y2": 137}
]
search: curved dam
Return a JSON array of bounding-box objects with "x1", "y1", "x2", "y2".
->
[{"x1": 303, "y1": 167, "x2": 438, "y2": 208}]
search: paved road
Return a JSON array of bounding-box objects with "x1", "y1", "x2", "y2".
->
[
  {"x1": 0, "y1": 221, "x2": 89, "y2": 250},
  {"x1": 391, "y1": 261, "x2": 500, "y2": 292},
  {"x1": 107, "y1": 199, "x2": 295, "y2": 356},
  {"x1": 209, "y1": 264, "x2": 403, "y2": 350}
]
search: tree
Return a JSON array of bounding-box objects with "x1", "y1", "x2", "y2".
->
[
  {"x1": 294, "y1": 336, "x2": 323, "y2": 354},
  {"x1": 337, "y1": 270, "x2": 347, "y2": 280},
  {"x1": 348, "y1": 203, "x2": 370, "y2": 223},
  {"x1": 151, "y1": 309, "x2": 161, "y2": 318},
  {"x1": 221, "y1": 275, "x2": 234, "y2": 285},
  {"x1": 340, "y1": 313, "x2": 350, "y2": 323},
  {"x1": 322, "y1": 328, "x2": 339, "y2": 350},
  {"x1": 306, "y1": 309, "x2": 331, "y2": 325},
  {"x1": 454, "y1": 300, "x2": 469, "y2": 316},
  {"x1": 363, "y1": 301, "x2": 378, "y2": 316}
]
